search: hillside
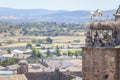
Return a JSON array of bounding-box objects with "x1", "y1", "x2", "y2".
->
[
  {"x1": 0, "y1": 22, "x2": 86, "y2": 38},
  {"x1": 0, "y1": 7, "x2": 116, "y2": 23}
]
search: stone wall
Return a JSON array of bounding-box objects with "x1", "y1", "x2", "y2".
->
[
  {"x1": 25, "y1": 71, "x2": 75, "y2": 80},
  {"x1": 82, "y1": 47, "x2": 120, "y2": 80},
  {"x1": 0, "y1": 71, "x2": 81, "y2": 80},
  {"x1": 25, "y1": 72, "x2": 53, "y2": 80},
  {"x1": 115, "y1": 16, "x2": 120, "y2": 21},
  {"x1": 17, "y1": 65, "x2": 28, "y2": 74}
]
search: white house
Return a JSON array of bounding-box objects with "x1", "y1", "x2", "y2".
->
[
  {"x1": 24, "y1": 49, "x2": 32, "y2": 54},
  {"x1": 11, "y1": 49, "x2": 23, "y2": 57}
]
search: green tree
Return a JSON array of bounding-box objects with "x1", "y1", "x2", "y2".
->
[
  {"x1": 26, "y1": 43, "x2": 32, "y2": 49},
  {"x1": 75, "y1": 50, "x2": 82, "y2": 56},
  {"x1": 68, "y1": 51, "x2": 71, "y2": 56},
  {"x1": 45, "y1": 37, "x2": 53, "y2": 44},
  {"x1": 41, "y1": 56, "x2": 44, "y2": 62},
  {"x1": 8, "y1": 58, "x2": 16, "y2": 65},
  {"x1": 75, "y1": 52, "x2": 79, "y2": 57},
  {"x1": 7, "y1": 49, "x2": 11, "y2": 54},
  {"x1": 38, "y1": 39, "x2": 43, "y2": 43},
  {"x1": 68, "y1": 51, "x2": 74, "y2": 56},
  {"x1": 31, "y1": 47, "x2": 41, "y2": 57},
  {"x1": 31, "y1": 39, "x2": 37, "y2": 43},
  {"x1": 0, "y1": 58, "x2": 16, "y2": 67},
  {"x1": 73, "y1": 39, "x2": 81, "y2": 43},
  {"x1": 31, "y1": 39, "x2": 43, "y2": 43},
  {"x1": 7, "y1": 40, "x2": 13, "y2": 44},
  {"x1": 62, "y1": 52, "x2": 68, "y2": 55},
  {"x1": 41, "y1": 46, "x2": 45, "y2": 49},
  {"x1": 55, "y1": 46, "x2": 61, "y2": 56},
  {"x1": 0, "y1": 43, "x2": 2, "y2": 46},
  {"x1": 46, "y1": 48, "x2": 50, "y2": 57},
  {"x1": 35, "y1": 44, "x2": 41, "y2": 47}
]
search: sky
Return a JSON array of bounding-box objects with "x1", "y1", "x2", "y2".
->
[{"x1": 0, "y1": 0, "x2": 119, "y2": 11}]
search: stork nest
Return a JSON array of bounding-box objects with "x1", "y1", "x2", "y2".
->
[{"x1": 87, "y1": 21, "x2": 120, "y2": 30}]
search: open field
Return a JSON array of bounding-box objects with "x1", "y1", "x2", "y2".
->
[
  {"x1": 0, "y1": 32, "x2": 85, "y2": 47},
  {"x1": 0, "y1": 35, "x2": 85, "y2": 42}
]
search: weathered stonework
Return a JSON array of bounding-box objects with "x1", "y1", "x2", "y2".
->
[
  {"x1": 82, "y1": 5, "x2": 120, "y2": 80},
  {"x1": 17, "y1": 60, "x2": 28, "y2": 74},
  {"x1": 82, "y1": 47, "x2": 120, "y2": 80}
]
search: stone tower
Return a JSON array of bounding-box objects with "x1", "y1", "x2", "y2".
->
[
  {"x1": 17, "y1": 60, "x2": 28, "y2": 74},
  {"x1": 82, "y1": 6, "x2": 120, "y2": 80}
]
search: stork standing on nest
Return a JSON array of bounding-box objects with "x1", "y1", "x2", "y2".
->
[
  {"x1": 96, "y1": 9, "x2": 103, "y2": 21},
  {"x1": 90, "y1": 11, "x2": 95, "y2": 21}
]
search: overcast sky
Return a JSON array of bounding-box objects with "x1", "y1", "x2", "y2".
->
[{"x1": 0, "y1": 0, "x2": 119, "y2": 10}]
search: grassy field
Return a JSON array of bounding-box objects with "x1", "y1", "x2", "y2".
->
[
  {"x1": 1, "y1": 36, "x2": 85, "y2": 46},
  {"x1": 0, "y1": 31, "x2": 85, "y2": 48}
]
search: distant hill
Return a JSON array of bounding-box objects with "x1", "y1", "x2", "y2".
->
[
  {"x1": 0, "y1": 7, "x2": 117, "y2": 23},
  {"x1": 0, "y1": 7, "x2": 67, "y2": 16}
]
